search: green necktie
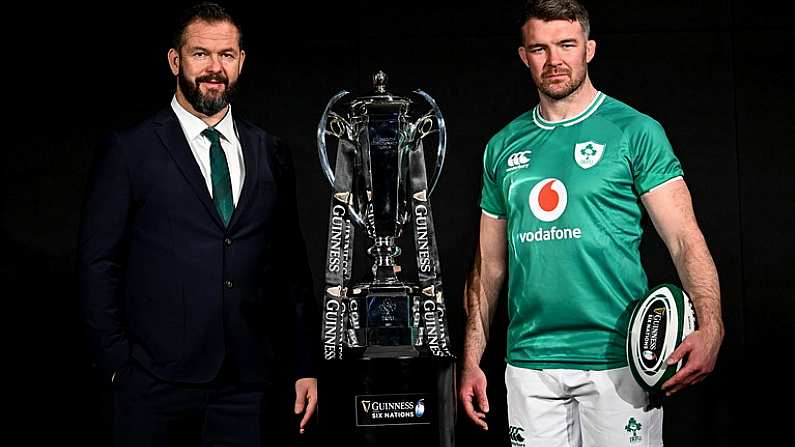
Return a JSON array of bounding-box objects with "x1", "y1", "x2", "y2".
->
[{"x1": 201, "y1": 127, "x2": 234, "y2": 226}]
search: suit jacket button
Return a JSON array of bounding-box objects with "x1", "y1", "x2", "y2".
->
[
  {"x1": 224, "y1": 238, "x2": 232, "y2": 247},
  {"x1": 225, "y1": 280, "x2": 234, "y2": 289}
]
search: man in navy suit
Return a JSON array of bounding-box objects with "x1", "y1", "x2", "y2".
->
[{"x1": 78, "y1": 3, "x2": 318, "y2": 445}]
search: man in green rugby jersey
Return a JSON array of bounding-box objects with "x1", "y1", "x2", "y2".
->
[{"x1": 459, "y1": 1, "x2": 724, "y2": 445}]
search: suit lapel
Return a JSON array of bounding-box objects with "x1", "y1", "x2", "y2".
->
[
  {"x1": 153, "y1": 107, "x2": 225, "y2": 229},
  {"x1": 227, "y1": 120, "x2": 260, "y2": 231}
]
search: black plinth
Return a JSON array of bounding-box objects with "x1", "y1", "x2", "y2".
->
[{"x1": 319, "y1": 356, "x2": 456, "y2": 447}]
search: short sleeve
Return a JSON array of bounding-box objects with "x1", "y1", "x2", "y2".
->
[
  {"x1": 480, "y1": 143, "x2": 507, "y2": 218},
  {"x1": 629, "y1": 118, "x2": 684, "y2": 196}
]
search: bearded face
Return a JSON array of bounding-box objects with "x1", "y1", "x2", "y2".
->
[
  {"x1": 519, "y1": 18, "x2": 594, "y2": 101},
  {"x1": 169, "y1": 20, "x2": 245, "y2": 117},
  {"x1": 178, "y1": 68, "x2": 237, "y2": 116},
  {"x1": 533, "y1": 60, "x2": 586, "y2": 100}
]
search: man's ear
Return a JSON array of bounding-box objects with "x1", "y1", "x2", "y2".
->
[
  {"x1": 518, "y1": 47, "x2": 530, "y2": 68},
  {"x1": 586, "y1": 39, "x2": 596, "y2": 63},
  {"x1": 168, "y1": 48, "x2": 180, "y2": 76},
  {"x1": 238, "y1": 50, "x2": 246, "y2": 75}
]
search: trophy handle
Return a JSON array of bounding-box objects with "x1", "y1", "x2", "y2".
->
[
  {"x1": 317, "y1": 90, "x2": 367, "y2": 228},
  {"x1": 414, "y1": 90, "x2": 447, "y2": 195},
  {"x1": 317, "y1": 90, "x2": 350, "y2": 188}
]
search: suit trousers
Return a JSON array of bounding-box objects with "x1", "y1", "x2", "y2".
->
[{"x1": 112, "y1": 359, "x2": 274, "y2": 447}]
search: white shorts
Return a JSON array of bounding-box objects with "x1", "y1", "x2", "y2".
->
[{"x1": 506, "y1": 364, "x2": 663, "y2": 447}]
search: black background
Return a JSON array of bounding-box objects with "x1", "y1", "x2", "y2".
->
[{"x1": 4, "y1": 1, "x2": 793, "y2": 445}]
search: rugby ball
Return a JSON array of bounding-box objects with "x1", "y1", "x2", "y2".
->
[{"x1": 626, "y1": 284, "x2": 697, "y2": 391}]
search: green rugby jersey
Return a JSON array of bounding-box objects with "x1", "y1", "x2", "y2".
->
[{"x1": 480, "y1": 91, "x2": 683, "y2": 370}]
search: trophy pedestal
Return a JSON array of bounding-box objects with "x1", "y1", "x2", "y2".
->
[
  {"x1": 319, "y1": 357, "x2": 456, "y2": 447},
  {"x1": 362, "y1": 345, "x2": 418, "y2": 359}
]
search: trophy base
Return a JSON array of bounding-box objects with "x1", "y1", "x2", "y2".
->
[
  {"x1": 319, "y1": 356, "x2": 455, "y2": 447},
  {"x1": 362, "y1": 345, "x2": 419, "y2": 359}
]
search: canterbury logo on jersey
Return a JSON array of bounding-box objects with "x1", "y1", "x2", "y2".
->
[{"x1": 506, "y1": 150, "x2": 532, "y2": 172}]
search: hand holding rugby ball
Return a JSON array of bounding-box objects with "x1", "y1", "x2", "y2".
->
[{"x1": 626, "y1": 284, "x2": 698, "y2": 392}]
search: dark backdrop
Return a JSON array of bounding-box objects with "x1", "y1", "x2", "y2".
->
[{"x1": 4, "y1": 1, "x2": 792, "y2": 445}]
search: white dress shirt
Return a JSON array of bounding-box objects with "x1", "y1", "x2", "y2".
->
[{"x1": 170, "y1": 96, "x2": 245, "y2": 206}]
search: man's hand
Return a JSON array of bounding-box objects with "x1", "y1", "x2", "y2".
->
[
  {"x1": 294, "y1": 377, "x2": 318, "y2": 434},
  {"x1": 661, "y1": 323, "x2": 723, "y2": 396},
  {"x1": 459, "y1": 365, "x2": 490, "y2": 430}
]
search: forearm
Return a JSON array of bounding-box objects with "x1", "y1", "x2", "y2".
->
[
  {"x1": 291, "y1": 270, "x2": 319, "y2": 379},
  {"x1": 462, "y1": 261, "x2": 504, "y2": 369},
  {"x1": 670, "y1": 233, "x2": 723, "y2": 337},
  {"x1": 463, "y1": 311, "x2": 488, "y2": 369},
  {"x1": 78, "y1": 211, "x2": 132, "y2": 379},
  {"x1": 279, "y1": 217, "x2": 319, "y2": 379}
]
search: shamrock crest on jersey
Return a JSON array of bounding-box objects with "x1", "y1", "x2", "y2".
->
[{"x1": 574, "y1": 141, "x2": 605, "y2": 169}]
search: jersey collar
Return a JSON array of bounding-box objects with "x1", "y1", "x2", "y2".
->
[{"x1": 532, "y1": 91, "x2": 606, "y2": 130}]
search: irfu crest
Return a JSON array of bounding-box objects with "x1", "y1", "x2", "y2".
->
[
  {"x1": 625, "y1": 417, "x2": 643, "y2": 444},
  {"x1": 574, "y1": 141, "x2": 605, "y2": 169}
]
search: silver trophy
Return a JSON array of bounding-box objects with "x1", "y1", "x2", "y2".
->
[{"x1": 318, "y1": 71, "x2": 452, "y2": 359}]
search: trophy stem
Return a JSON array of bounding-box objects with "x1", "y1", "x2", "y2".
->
[{"x1": 368, "y1": 236, "x2": 401, "y2": 284}]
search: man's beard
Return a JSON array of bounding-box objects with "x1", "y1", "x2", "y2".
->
[
  {"x1": 536, "y1": 66, "x2": 585, "y2": 100},
  {"x1": 178, "y1": 69, "x2": 237, "y2": 116}
]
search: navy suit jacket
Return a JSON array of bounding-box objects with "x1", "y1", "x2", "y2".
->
[{"x1": 78, "y1": 106, "x2": 318, "y2": 384}]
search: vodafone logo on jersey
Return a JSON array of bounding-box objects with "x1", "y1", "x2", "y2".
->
[
  {"x1": 528, "y1": 178, "x2": 568, "y2": 222},
  {"x1": 519, "y1": 178, "x2": 582, "y2": 244}
]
